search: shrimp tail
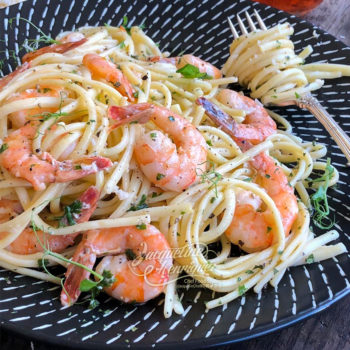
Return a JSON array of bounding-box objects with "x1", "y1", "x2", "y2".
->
[
  {"x1": 0, "y1": 62, "x2": 30, "y2": 90},
  {"x1": 149, "y1": 56, "x2": 178, "y2": 65},
  {"x1": 60, "y1": 242, "x2": 97, "y2": 306},
  {"x1": 22, "y1": 38, "x2": 87, "y2": 63},
  {"x1": 108, "y1": 104, "x2": 153, "y2": 128},
  {"x1": 82, "y1": 53, "x2": 135, "y2": 101},
  {"x1": 42, "y1": 153, "x2": 112, "y2": 183},
  {"x1": 196, "y1": 97, "x2": 240, "y2": 137}
]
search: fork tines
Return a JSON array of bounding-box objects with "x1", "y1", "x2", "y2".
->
[{"x1": 227, "y1": 9, "x2": 267, "y2": 39}]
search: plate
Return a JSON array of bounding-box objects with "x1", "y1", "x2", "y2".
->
[{"x1": 0, "y1": 0, "x2": 349, "y2": 348}]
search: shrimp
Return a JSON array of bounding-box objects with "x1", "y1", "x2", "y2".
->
[
  {"x1": 196, "y1": 89, "x2": 276, "y2": 146},
  {"x1": 0, "y1": 62, "x2": 30, "y2": 90},
  {"x1": 7, "y1": 86, "x2": 65, "y2": 129},
  {"x1": 0, "y1": 122, "x2": 112, "y2": 191},
  {"x1": 108, "y1": 103, "x2": 207, "y2": 192},
  {"x1": 226, "y1": 152, "x2": 298, "y2": 252},
  {"x1": 197, "y1": 93, "x2": 297, "y2": 252},
  {"x1": 3, "y1": 186, "x2": 99, "y2": 255},
  {"x1": 82, "y1": 53, "x2": 135, "y2": 101},
  {"x1": 22, "y1": 38, "x2": 87, "y2": 63},
  {"x1": 150, "y1": 54, "x2": 222, "y2": 79},
  {"x1": 61, "y1": 224, "x2": 172, "y2": 306}
]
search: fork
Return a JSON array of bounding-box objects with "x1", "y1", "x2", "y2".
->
[{"x1": 227, "y1": 10, "x2": 350, "y2": 165}]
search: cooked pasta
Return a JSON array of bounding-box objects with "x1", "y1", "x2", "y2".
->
[
  {"x1": 223, "y1": 22, "x2": 350, "y2": 105},
  {"x1": 0, "y1": 23, "x2": 346, "y2": 318}
]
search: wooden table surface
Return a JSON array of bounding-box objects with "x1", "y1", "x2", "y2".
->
[{"x1": 0, "y1": 0, "x2": 349, "y2": 349}]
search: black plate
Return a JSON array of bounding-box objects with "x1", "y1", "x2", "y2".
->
[{"x1": 0, "y1": 0, "x2": 349, "y2": 348}]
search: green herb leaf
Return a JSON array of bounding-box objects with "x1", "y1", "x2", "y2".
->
[
  {"x1": 238, "y1": 284, "x2": 247, "y2": 296},
  {"x1": 80, "y1": 279, "x2": 99, "y2": 292},
  {"x1": 206, "y1": 140, "x2": 213, "y2": 146},
  {"x1": 176, "y1": 64, "x2": 212, "y2": 79},
  {"x1": 306, "y1": 254, "x2": 315, "y2": 264},
  {"x1": 0, "y1": 143, "x2": 8, "y2": 153},
  {"x1": 156, "y1": 173, "x2": 165, "y2": 181},
  {"x1": 136, "y1": 223, "x2": 146, "y2": 230},
  {"x1": 127, "y1": 194, "x2": 149, "y2": 212},
  {"x1": 57, "y1": 200, "x2": 83, "y2": 227},
  {"x1": 295, "y1": 92, "x2": 301, "y2": 99},
  {"x1": 310, "y1": 158, "x2": 335, "y2": 229}
]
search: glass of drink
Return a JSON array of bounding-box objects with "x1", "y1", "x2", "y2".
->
[{"x1": 252, "y1": 0, "x2": 323, "y2": 15}]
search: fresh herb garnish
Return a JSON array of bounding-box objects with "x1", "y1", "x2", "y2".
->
[
  {"x1": 127, "y1": 194, "x2": 148, "y2": 212},
  {"x1": 156, "y1": 173, "x2": 165, "y2": 181},
  {"x1": 176, "y1": 64, "x2": 212, "y2": 79},
  {"x1": 9, "y1": 17, "x2": 60, "y2": 54},
  {"x1": 306, "y1": 254, "x2": 315, "y2": 264},
  {"x1": 309, "y1": 158, "x2": 335, "y2": 229},
  {"x1": 238, "y1": 285, "x2": 247, "y2": 296},
  {"x1": 136, "y1": 223, "x2": 146, "y2": 230},
  {"x1": 79, "y1": 270, "x2": 115, "y2": 309},
  {"x1": 196, "y1": 160, "x2": 222, "y2": 198},
  {"x1": 0, "y1": 143, "x2": 8, "y2": 153},
  {"x1": 56, "y1": 200, "x2": 83, "y2": 227}
]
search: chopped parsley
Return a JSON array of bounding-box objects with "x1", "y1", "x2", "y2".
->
[
  {"x1": 79, "y1": 270, "x2": 115, "y2": 309},
  {"x1": 306, "y1": 254, "x2": 315, "y2": 264},
  {"x1": 238, "y1": 285, "x2": 247, "y2": 296},
  {"x1": 127, "y1": 194, "x2": 148, "y2": 212},
  {"x1": 156, "y1": 173, "x2": 165, "y2": 181},
  {"x1": 56, "y1": 200, "x2": 82, "y2": 227},
  {"x1": 136, "y1": 223, "x2": 147, "y2": 230},
  {"x1": 0, "y1": 143, "x2": 8, "y2": 153}
]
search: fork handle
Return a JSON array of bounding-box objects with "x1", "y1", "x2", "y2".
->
[{"x1": 296, "y1": 93, "x2": 350, "y2": 165}]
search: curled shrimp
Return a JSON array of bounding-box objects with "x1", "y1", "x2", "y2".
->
[
  {"x1": 0, "y1": 122, "x2": 112, "y2": 191},
  {"x1": 108, "y1": 103, "x2": 207, "y2": 192},
  {"x1": 151, "y1": 54, "x2": 222, "y2": 79},
  {"x1": 7, "y1": 86, "x2": 65, "y2": 128},
  {"x1": 197, "y1": 89, "x2": 276, "y2": 146},
  {"x1": 61, "y1": 224, "x2": 172, "y2": 306},
  {"x1": 82, "y1": 53, "x2": 135, "y2": 101},
  {"x1": 227, "y1": 152, "x2": 298, "y2": 252},
  {"x1": 3, "y1": 186, "x2": 99, "y2": 255},
  {"x1": 22, "y1": 38, "x2": 87, "y2": 63},
  {"x1": 198, "y1": 92, "x2": 297, "y2": 252},
  {"x1": 0, "y1": 62, "x2": 30, "y2": 90}
]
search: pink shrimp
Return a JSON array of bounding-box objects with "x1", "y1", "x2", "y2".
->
[
  {"x1": 2, "y1": 186, "x2": 99, "y2": 255},
  {"x1": 196, "y1": 89, "x2": 276, "y2": 146},
  {"x1": 0, "y1": 62, "x2": 30, "y2": 90},
  {"x1": 150, "y1": 54, "x2": 222, "y2": 79},
  {"x1": 22, "y1": 38, "x2": 87, "y2": 63},
  {"x1": 197, "y1": 92, "x2": 297, "y2": 252},
  {"x1": 226, "y1": 153, "x2": 298, "y2": 252},
  {"x1": 0, "y1": 122, "x2": 112, "y2": 191},
  {"x1": 61, "y1": 224, "x2": 172, "y2": 306},
  {"x1": 6, "y1": 86, "x2": 65, "y2": 129},
  {"x1": 82, "y1": 53, "x2": 135, "y2": 101},
  {"x1": 108, "y1": 103, "x2": 207, "y2": 192}
]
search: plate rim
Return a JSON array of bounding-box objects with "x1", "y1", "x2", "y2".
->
[{"x1": 0, "y1": 0, "x2": 349, "y2": 348}]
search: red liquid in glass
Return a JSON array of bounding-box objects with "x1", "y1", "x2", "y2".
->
[{"x1": 252, "y1": 0, "x2": 323, "y2": 15}]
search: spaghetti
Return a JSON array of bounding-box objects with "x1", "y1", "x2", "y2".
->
[{"x1": 0, "y1": 23, "x2": 346, "y2": 318}]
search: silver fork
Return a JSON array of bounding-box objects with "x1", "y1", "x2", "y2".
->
[{"x1": 228, "y1": 10, "x2": 350, "y2": 165}]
